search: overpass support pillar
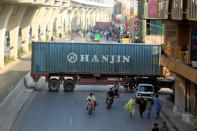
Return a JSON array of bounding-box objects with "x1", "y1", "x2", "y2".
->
[
  {"x1": 81, "y1": 10, "x2": 86, "y2": 30},
  {"x1": 47, "y1": 10, "x2": 59, "y2": 41},
  {"x1": 65, "y1": 11, "x2": 70, "y2": 35},
  {"x1": 8, "y1": 6, "x2": 26, "y2": 60},
  {"x1": 70, "y1": 9, "x2": 79, "y2": 31},
  {"x1": 56, "y1": 12, "x2": 62, "y2": 38},
  {"x1": 40, "y1": 25, "x2": 47, "y2": 41},
  {"x1": 103, "y1": 11, "x2": 107, "y2": 22},
  {"x1": 67, "y1": 11, "x2": 73, "y2": 32},
  {"x1": 108, "y1": 11, "x2": 112, "y2": 22},
  {"x1": 89, "y1": 10, "x2": 94, "y2": 27},
  {"x1": 95, "y1": 10, "x2": 99, "y2": 23},
  {"x1": 40, "y1": 8, "x2": 54, "y2": 41},
  {"x1": 61, "y1": 10, "x2": 68, "y2": 36},
  {"x1": 92, "y1": 11, "x2": 97, "y2": 26},
  {"x1": 76, "y1": 10, "x2": 82, "y2": 30},
  {"x1": 99, "y1": 10, "x2": 103, "y2": 22},
  {"x1": 31, "y1": 8, "x2": 46, "y2": 41},
  {"x1": 98, "y1": 10, "x2": 102, "y2": 22},
  {"x1": 21, "y1": 7, "x2": 37, "y2": 52},
  {"x1": 0, "y1": 5, "x2": 13, "y2": 68},
  {"x1": 86, "y1": 10, "x2": 92, "y2": 30},
  {"x1": 107, "y1": 11, "x2": 110, "y2": 22}
]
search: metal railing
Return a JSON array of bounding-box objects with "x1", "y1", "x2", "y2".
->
[
  {"x1": 159, "y1": 0, "x2": 169, "y2": 19},
  {"x1": 188, "y1": 0, "x2": 197, "y2": 21}
]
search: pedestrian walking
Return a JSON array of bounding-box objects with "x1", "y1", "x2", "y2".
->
[
  {"x1": 161, "y1": 121, "x2": 169, "y2": 131},
  {"x1": 146, "y1": 99, "x2": 152, "y2": 118},
  {"x1": 154, "y1": 94, "x2": 161, "y2": 119},
  {"x1": 152, "y1": 123, "x2": 160, "y2": 131},
  {"x1": 138, "y1": 97, "x2": 146, "y2": 118},
  {"x1": 124, "y1": 96, "x2": 136, "y2": 117}
]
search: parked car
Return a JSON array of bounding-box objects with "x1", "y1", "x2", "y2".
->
[{"x1": 135, "y1": 84, "x2": 154, "y2": 101}]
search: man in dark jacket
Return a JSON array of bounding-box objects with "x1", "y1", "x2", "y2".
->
[{"x1": 152, "y1": 123, "x2": 160, "y2": 131}]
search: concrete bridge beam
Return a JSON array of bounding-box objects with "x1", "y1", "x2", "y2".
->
[
  {"x1": 0, "y1": 5, "x2": 14, "y2": 68},
  {"x1": 8, "y1": 6, "x2": 26, "y2": 60}
]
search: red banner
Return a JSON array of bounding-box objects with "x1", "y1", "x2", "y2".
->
[{"x1": 148, "y1": 0, "x2": 159, "y2": 18}]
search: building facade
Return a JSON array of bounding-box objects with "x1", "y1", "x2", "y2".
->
[{"x1": 159, "y1": 0, "x2": 197, "y2": 125}]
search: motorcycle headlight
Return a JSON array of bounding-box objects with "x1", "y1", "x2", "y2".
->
[{"x1": 138, "y1": 93, "x2": 141, "y2": 96}]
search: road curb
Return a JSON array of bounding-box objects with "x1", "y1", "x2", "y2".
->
[{"x1": 0, "y1": 72, "x2": 45, "y2": 131}]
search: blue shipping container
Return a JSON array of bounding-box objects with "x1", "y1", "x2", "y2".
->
[{"x1": 31, "y1": 42, "x2": 162, "y2": 76}]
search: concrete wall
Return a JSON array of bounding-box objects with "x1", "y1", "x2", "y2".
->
[
  {"x1": 188, "y1": 82, "x2": 197, "y2": 116},
  {"x1": 174, "y1": 73, "x2": 197, "y2": 119},
  {"x1": 175, "y1": 74, "x2": 186, "y2": 112}
]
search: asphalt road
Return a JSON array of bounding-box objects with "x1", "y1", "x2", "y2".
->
[{"x1": 13, "y1": 85, "x2": 175, "y2": 131}]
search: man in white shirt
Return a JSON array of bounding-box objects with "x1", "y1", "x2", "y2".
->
[{"x1": 86, "y1": 92, "x2": 96, "y2": 109}]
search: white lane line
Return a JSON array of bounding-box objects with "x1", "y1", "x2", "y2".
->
[{"x1": 69, "y1": 117, "x2": 73, "y2": 126}]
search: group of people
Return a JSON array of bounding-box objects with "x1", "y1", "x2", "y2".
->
[
  {"x1": 104, "y1": 30, "x2": 121, "y2": 42},
  {"x1": 124, "y1": 94, "x2": 162, "y2": 119},
  {"x1": 152, "y1": 121, "x2": 169, "y2": 131},
  {"x1": 86, "y1": 87, "x2": 166, "y2": 130},
  {"x1": 86, "y1": 87, "x2": 118, "y2": 110}
]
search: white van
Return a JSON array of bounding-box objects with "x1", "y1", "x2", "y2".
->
[{"x1": 135, "y1": 84, "x2": 154, "y2": 101}]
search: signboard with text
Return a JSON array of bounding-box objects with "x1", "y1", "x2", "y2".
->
[{"x1": 148, "y1": 0, "x2": 159, "y2": 18}]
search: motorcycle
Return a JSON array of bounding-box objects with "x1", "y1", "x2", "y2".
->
[
  {"x1": 87, "y1": 100, "x2": 93, "y2": 115},
  {"x1": 106, "y1": 97, "x2": 113, "y2": 109},
  {"x1": 112, "y1": 87, "x2": 121, "y2": 98}
]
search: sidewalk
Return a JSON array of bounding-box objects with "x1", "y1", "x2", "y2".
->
[
  {"x1": 0, "y1": 52, "x2": 31, "y2": 103},
  {"x1": 0, "y1": 52, "x2": 36, "y2": 131},
  {"x1": 161, "y1": 103, "x2": 194, "y2": 131}
]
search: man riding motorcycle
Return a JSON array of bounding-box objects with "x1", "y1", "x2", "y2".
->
[
  {"x1": 106, "y1": 88, "x2": 114, "y2": 104},
  {"x1": 86, "y1": 92, "x2": 96, "y2": 110}
]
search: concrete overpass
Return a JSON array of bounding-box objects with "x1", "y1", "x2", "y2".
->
[{"x1": 0, "y1": 0, "x2": 114, "y2": 69}]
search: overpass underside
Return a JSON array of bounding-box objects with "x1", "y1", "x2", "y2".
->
[{"x1": 0, "y1": 0, "x2": 113, "y2": 69}]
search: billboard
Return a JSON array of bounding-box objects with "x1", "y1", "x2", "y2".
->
[{"x1": 148, "y1": 0, "x2": 159, "y2": 18}]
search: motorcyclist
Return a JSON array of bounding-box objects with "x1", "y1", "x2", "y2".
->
[
  {"x1": 106, "y1": 88, "x2": 114, "y2": 104},
  {"x1": 113, "y1": 83, "x2": 120, "y2": 96},
  {"x1": 92, "y1": 92, "x2": 97, "y2": 108},
  {"x1": 86, "y1": 92, "x2": 96, "y2": 110}
]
